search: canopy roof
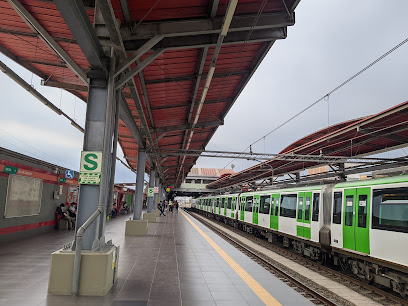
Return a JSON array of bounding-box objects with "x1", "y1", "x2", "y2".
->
[
  {"x1": 208, "y1": 100, "x2": 408, "y2": 189},
  {"x1": 0, "y1": 0, "x2": 300, "y2": 186}
]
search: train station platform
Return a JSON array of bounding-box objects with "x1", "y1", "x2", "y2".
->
[{"x1": 0, "y1": 210, "x2": 311, "y2": 306}]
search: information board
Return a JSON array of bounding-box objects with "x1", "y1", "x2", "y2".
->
[{"x1": 5, "y1": 174, "x2": 43, "y2": 218}]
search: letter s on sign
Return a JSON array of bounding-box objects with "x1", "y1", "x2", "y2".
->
[{"x1": 84, "y1": 153, "x2": 98, "y2": 171}]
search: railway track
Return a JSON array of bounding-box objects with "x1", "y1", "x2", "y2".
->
[{"x1": 184, "y1": 209, "x2": 407, "y2": 306}]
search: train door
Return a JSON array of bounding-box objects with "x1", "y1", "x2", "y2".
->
[
  {"x1": 253, "y1": 195, "x2": 259, "y2": 224},
  {"x1": 231, "y1": 197, "x2": 236, "y2": 218},
  {"x1": 245, "y1": 196, "x2": 253, "y2": 223},
  {"x1": 297, "y1": 192, "x2": 312, "y2": 239},
  {"x1": 224, "y1": 197, "x2": 227, "y2": 216},
  {"x1": 220, "y1": 197, "x2": 225, "y2": 216},
  {"x1": 270, "y1": 194, "x2": 279, "y2": 230},
  {"x1": 212, "y1": 198, "x2": 215, "y2": 213},
  {"x1": 240, "y1": 195, "x2": 245, "y2": 220},
  {"x1": 343, "y1": 188, "x2": 370, "y2": 254}
]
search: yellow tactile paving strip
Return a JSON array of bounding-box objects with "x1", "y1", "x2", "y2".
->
[{"x1": 180, "y1": 210, "x2": 281, "y2": 306}]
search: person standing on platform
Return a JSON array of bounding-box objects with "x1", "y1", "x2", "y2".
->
[
  {"x1": 175, "y1": 201, "x2": 179, "y2": 212},
  {"x1": 169, "y1": 201, "x2": 173, "y2": 213},
  {"x1": 158, "y1": 201, "x2": 166, "y2": 216}
]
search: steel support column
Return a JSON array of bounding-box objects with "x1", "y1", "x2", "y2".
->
[
  {"x1": 75, "y1": 74, "x2": 110, "y2": 250},
  {"x1": 106, "y1": 89, "x2": 121, "y2": 229},
  {"x1": 153, "y1": 176, "x2": 160, "y2": 210},
  {"x1": 133, "y1": 148, "x2": 146, "y2": 220},
  {"x1": 146, "y1": 168, "x2": 156, "y2": 213}
]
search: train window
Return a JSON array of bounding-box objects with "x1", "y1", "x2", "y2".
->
[
  {"x1": 227, "y1": 198, "x2": 232, "y2": 209},
  {"x1": 305, "y1": 197, "x2": 311, "y2": 221},
  {"x1": 270, "y1": 198, "x2": 275, "y2": 215},
  {"x1": 259, "y1": 196, "x2": 271, "y2": 214},
  {"x1": 275, "y1": 198, "x2": 279, "y2": 216},
  {"x1": 297, "y1": 197, "x2": 303, "y2": 220},
  {"x1": 312, "y1": 194, "x2": 320, "y2": 221},
  {"x1": 245, "y1": 196, "x2": 253, "y2": 212},
  {"x1": 221, "y1": 198, "x2": 225, "y2": 208},
  {"x1": 216, "y1": 198, "x2": 219, "y2": 207},
  {"x1": 280, "y1": 194, "x2": 297, "y2": 218},
  {"x1": 345, "y1": 195, "x2": 354, "y2": 226},
  {"x1": 333, "y1": 192, "x2": 342, "y2": 224},
  {"x1": 372, "y1": 187, "x2": 408, "y2": 233},
  {"x1": 358, "y1": 195, "x2": 367, "y2": 228},
  {"x1": 232, "y1": 198, "x2": 236, "y2": 210}
]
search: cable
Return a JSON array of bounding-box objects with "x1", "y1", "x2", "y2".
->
[
  {"x1": 133, "y1": 0, "x2": 161, "y2": 29},
  {"x1": 221, "y1": 36, "x2": 408, "y2": 171}
]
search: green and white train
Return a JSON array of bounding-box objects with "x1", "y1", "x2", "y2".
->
[{"x1": 193, "y1": 175, "x2": 408, "y2": 296}]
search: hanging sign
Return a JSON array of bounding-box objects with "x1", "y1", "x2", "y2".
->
[
  {"x1": 154, "y1": 187, "x2": 159, "y2": 194},
  {"x1": 79, "y1": 151, "x2": 103, "y2": 185},
  {"x1": 147, "y1": 188, "x2": 154, "y2": 198}
]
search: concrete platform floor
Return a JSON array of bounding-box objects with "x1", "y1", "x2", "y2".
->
[{"x1": 0, "y1": 210, "x2": 312, "y2": 305}]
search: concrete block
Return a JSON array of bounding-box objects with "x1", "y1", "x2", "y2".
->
[
  {"x1": 152, "y1": 209, "x2": 161, "y2": 217},
  {"x1": 58, "y1": 219, "x2": 69, "y2": 230},
  {"x1": 48, "y1": 246, "x2": 118, "y2": 296},
  {"x1": 125, "y1": 219, "x2": 148, "y2": 236},
  {"x1": 143, "y1": 212, "x2": 157, "y2": 223}
]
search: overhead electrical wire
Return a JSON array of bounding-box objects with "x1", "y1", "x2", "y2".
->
[{"x1": 221, "y1": 36, "x2": 408, "y2": 171}]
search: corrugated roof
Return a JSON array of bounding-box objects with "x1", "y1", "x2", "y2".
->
[
  {"x1": 0, "y1": 0, "x2": 301, "y2": 186},
  {"x1": 208, "y1": 100, "x2": 408, "y2": 189}
]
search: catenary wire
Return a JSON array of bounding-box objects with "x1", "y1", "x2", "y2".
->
[{"x1": 221, "y1": 36, "x2": 408, "y2": 171}]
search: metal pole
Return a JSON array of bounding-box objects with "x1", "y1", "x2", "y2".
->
[
  {"x1": 153, "y1": 176, "x2": 159, "y2": 209},
  {"x1": 104, "y1": 88, "x2": 121, "y2": 235},
  {"x1": 94, "y1": 49, "x2": 116, "y2": 247},
  {"x1": 133, "y1": 148, "x2": 146, "y2": 220},
  {"x1": 147, "y1": 168, "x2": 155, "y2": 213}
]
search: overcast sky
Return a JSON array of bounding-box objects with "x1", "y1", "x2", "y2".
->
[{"x1": 1, "y1": 0, "x2": 408, "y2": 184}]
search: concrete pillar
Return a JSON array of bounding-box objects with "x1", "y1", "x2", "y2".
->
[
  {"x1": 133, "y1": 148, "x2": 146, "y2": 220},
  {"x1": 146, "y1": 168, "x2": 155, "y2": 213},
  {"x1": 153, "y1": 176, "x2": 159, "y2": 209}
]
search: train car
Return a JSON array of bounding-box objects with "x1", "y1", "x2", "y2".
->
[{"x1": 193, "y1": 175, "x2": 408, "y2": 296}]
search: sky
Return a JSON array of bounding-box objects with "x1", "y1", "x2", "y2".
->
[{"x1": 1, "y1": 0, "x2": 408, "y2": 184}]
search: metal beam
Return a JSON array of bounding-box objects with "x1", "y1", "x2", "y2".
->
[
  {"x1": 97, "y1": 0, "x2": 125, "y2": 53},
  {"x1": 151, "y1": 120, "x2": 223, "y2": 134},
  {"x1": 136, "y1": 58, "x2": 155, "y2": 128},
  {"x1": 7, "y1": 0, "x2": 88, "y2": 83},
  {"x1": 124, "y1": 28, "x2": 287, "y2": 51},
  {"x1": 145, "y1": 71, "x2": 248, "y2": 85},
  {"x1": 150, "y1": 99, "x2": 230, "y2": 111},
  {"x1": 41, "y1": 80, "x2": 88, "y2": 92},
  {"x1": 117, "y1": 13, "x2": 293, "y2": 40},
  {"x1": 114, "y1": 35, "x2": 164, "y2": 77},
  {"x1": 115, "y1": 49, "x2": 164, "y2": 90},
  {"x1": 0, "y1": 43, "x2": 48, "y2": 80},
  {"x1": 118, "y1": 93, "x2": 153, "y2": 166},
  {"x1": 147, "y1": 148, "x2": 406, "y2": 164},
  {"x1": 54, "y1": 0, "x2": 107, "y2": 69},
  {"x1": 119, "y1": 0, "x2": 132, "y2": 24},
  {"x1": 163, "y1": 163, "x2": 195, "y2": 169},
  {"x1": 209, "y1": 0, "x2": 220, "y2": 17}
]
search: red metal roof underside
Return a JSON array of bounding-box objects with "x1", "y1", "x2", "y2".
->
[
  {"x1": 208, "y1": 100, "x2": 408, "y2": 189},
  {"x1": 0, "y1": 0, "x2": 299, "y2": 186}
]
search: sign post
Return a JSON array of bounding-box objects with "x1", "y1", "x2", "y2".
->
[{"x1": 79, "y1": 151, "x2": 103, "y2": 185}]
